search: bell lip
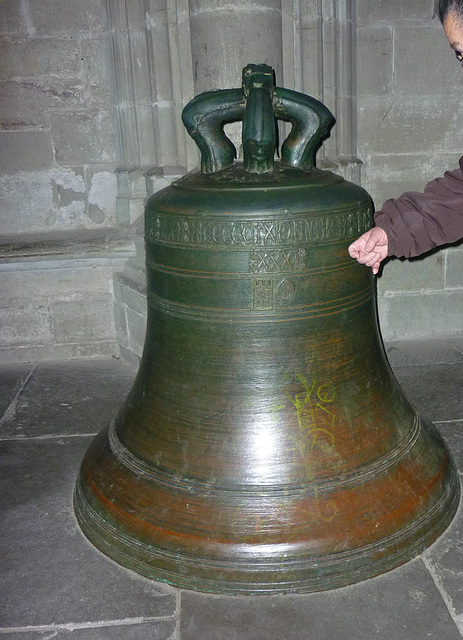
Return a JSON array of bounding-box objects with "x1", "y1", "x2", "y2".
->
[
  {"x1": 73, "y1": 465, "x2": 460, "y2": 595},
  {"x1": 73, "y1": 415, "x2": 461, "y2": 595}
]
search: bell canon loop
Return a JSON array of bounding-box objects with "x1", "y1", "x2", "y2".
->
[{"x1": 74, "y1": 64, "x2": 460, "y2": 594}]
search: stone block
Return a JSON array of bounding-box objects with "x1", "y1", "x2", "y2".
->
[
  {"x1": 378, "y1": 252, "x2": 444, "y2": 294},
  {"x1": 378, "y1": 290, "x2": 463, "y2": 341},
  {"x1": 0, "y1": 0, "x2": 29, "y2": 36},
  {"x1": 51, "y1": 294, "x2": 116, "y2": 344},
  {"x1": 0, "y1": 166, "x2": 119, "y2": 236},
  {"x1": 0, "y1": 170, "x2": 55, "y2": 235},
  {"x1": 85, "y1": 167, "x2": 118, "y2": 225},
  {"x1": 114, "y1": 273, "x2": 147, "y2": 316},
  {"x1": 0, "y1": 340, "x2": 119, "y2": 364},
  {"x1": 357, "y1": 0, "x2": 434, "y2": 25},
  {"x1": 118, "y1": 343, "x2": 141, "y2": 367},
  {"x1": 361, "y1": 98, "x2": 463, "y2": 156},
  {"x1": 81, "y1": 38, "x2": 112, "y2": 106},
  {"x1": 51, "y1": 165, "x2": 87, "y2": 206},
  {"x1": 357, "y1": 27, "x2": 393, "y2": 96},
  {"x1": 50, "y1": 165, "x2": 117, "y2": 230},
  {"x1": 27, "y1": 0, "x2": 104, "y2": 33},
  {"x1": 113, "y1": 272, "x2": 147, "y2": 361},
  {"x1": 395, "y1": 26, "x2": 462, "y2": 97},
  {"x1": 126, "y1": 307, "x2": 146, "y2": 356},
  {"x1": 0, "y1": 265, "x2": 114, "y2": 308},
  {"x1": 0, "y1": 306, "x2": 53, "y2": 346},
  {"x1": 112, "y1": 299, "x2": 129, "y2": 348},
  {"x1": 115, "y1": 167, "x2": 151, "y2": 225},
  {"x1": 445, "y1": 246, "x2": 463, "y2": 288},
  {"x1": 189, "y1": 11, "x2": 283, "y2": 93},
  {"x1": 190, "y1": 0, "x2": 282, "y2": 9},
  {"x1": 51, "y1": 110, "x2": 116, "y2": 165},
  {"x1": 0, "y1": 38, "x2": 81, "y2": 81},
  {"x1": 0, "y1": 260, "x2": 120, "y2": 359},
  {"x1": 357, "y1": 96, "x2": 394, "y2": 156},
  {"x1": 0, "y1": 80, "x2": 85, "y2": 129},
  {"x1": 0, "y1": 131, "x2": 53, "y2": 173},
  {"x1": 359, "y1": 152, "x2": 462, "y2": 209}
]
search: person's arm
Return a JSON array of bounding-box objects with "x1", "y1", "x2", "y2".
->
[
  {"x1": 375, "y1": 157, "x2": 463, "y2": 258},
  {"x1": 348, "y1": 157, "x2": 463, "y2": 271}
]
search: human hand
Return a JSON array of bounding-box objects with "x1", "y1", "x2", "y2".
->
[{"x1": 348, "y1": 226, "x2": 388, "y2": 275}]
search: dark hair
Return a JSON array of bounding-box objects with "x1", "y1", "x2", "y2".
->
[{"x1": 436, "y1": 0, "x2": 463, "y2": 24}]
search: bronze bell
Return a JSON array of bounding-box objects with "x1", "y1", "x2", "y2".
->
[{"x1": 74, "y1": 64, "x2": 460, "y2": 594}]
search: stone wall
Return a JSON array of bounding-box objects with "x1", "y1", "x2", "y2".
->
[
  {"x1": 357, "y1": 0, "x2": 463, "y2": 339},
  {"x1": 1, "y1": 0, "x2": 118, "y2": 234},
  {"x1": 0, "y1": 0, "x2": 131, "y2": 362}
]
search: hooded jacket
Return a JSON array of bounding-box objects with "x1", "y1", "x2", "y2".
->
[{"x1": 374, "y1": 157, "x2": 463, "y2": 258}]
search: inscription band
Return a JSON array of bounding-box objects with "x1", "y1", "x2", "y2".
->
[{"x1": 146, "y1": 208, "x2": 372, "y2": 247}]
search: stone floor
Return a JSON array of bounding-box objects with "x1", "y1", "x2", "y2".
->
[{"x1": 1, "y1": 338, "x2": 463, "y2": 639}]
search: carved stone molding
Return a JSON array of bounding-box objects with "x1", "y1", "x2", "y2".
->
[
  {"x1": 104, "y1": 0, "x2": 196, "y2": 225},
  {"x1": 283, "y1": 0, "x2": 362, "y2": 184}
]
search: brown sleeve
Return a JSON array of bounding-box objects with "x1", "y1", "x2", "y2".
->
[{"x1": 373, "y1": 157, "x2": 463, "y2": 258}]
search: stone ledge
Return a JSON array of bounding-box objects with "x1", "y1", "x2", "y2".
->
[
  {"x1": 0, "y1": 340, "x2": 120, "y2": 365},
  {"x1": 0, "y1": 229, "x2": 135, "y2": 263}
]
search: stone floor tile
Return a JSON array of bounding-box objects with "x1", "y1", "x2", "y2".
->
[
  {"x1": 393, "y1": 363, "x2": 463, "y2": 422},
  {"x1": 0, "y1": 438, "x2": 177, "y2": 629},
  {"x1": 0, "y1": 363, "x2": 34, "y2": 423},
  {"x1": 180, "y1": 558, "x2": 461, "y2": 640},
  {"x1": 0, "y1": 622, "x2": 176, "y2": 639},
  {"x1": 386, "y1": 339, "x2": 463, "y2": 367},
  {"x1": 0, "y1": 359, "x2": 136, "y2": 439},
  {"x1": 424, "y1": 494, "x2": 463, "y2": 622}
]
